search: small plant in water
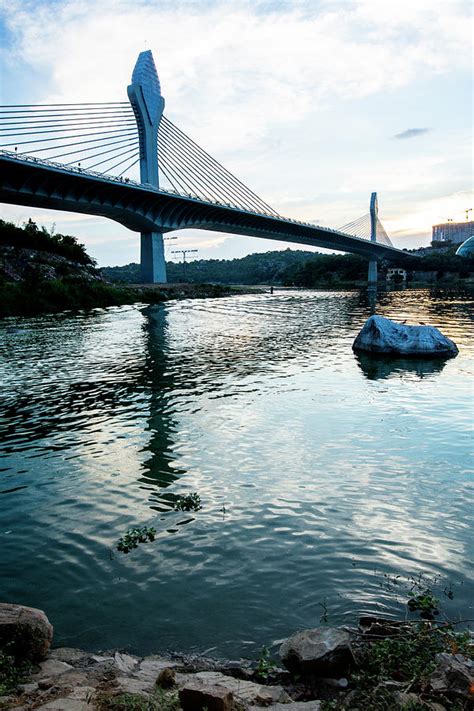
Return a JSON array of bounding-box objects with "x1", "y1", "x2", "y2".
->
[
  {"x1": 174, "y1": 493, "x2": 202, "y2": 512},
  {"x1": 407, "y1": 588, "x2": 440, "y2": 619},
  {"x1": 117, "y1": 526, "x2": 156, "y2": 554},
  {"x1": 318, "y1": 597, "x2": 329, "y2": 623},
  {"x1": 255, "y1": 645, "x2": 277, "y2": 680}
]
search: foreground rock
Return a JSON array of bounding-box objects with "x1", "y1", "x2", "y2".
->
[
  {"x1": 179, "y1": 678, "x2": 234, "y2": 711},
  {"x1": 1, "y1": 611, "x2": 472, "y2": 709},
  {"x1": 429, "y1": 652, "x2": 473, "y2": 702},
  {"x1": 0, "y1": 603, "x2": 53, "y2": 662},
  {"x1": 352, "y1": 315, "x2": 458, "y2": 357},
  {"x1": 279, "y1": 627, "x2": 353, "y2": 676}
]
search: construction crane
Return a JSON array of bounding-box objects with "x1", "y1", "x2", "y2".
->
[{"x1": 465, "y1": 208, "x2": 472, "y2": 221}]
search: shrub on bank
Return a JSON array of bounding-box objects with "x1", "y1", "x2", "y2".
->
[
  {"x1": 0, "y1": 219, "x2": 94, "y2": 266},
  {"x1": 0, "y1": 277, "x2": 236, "y2": 317},
  {"x1": 0, "y1": 277, "x2": 143, "y2": 317}
]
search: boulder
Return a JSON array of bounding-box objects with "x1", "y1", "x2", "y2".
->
[
  {"x1": 179, "y1": 678, "x2": 235, "y2": 711},
  {"x1": 352, "y1": 315, "x2": 458, "y2": 357},
  {"x1": 279, "y1": 627, "x2": 353, "y2": 676},
  {"x1": 33, "y1": 659, "x2": 73, "y2": 679},
  {"x1": 156, "y1": 667, "x2": 176, "y2": 688},
  {"x1": 428, "y1": 652, "x2": 473, "y2": 700},
  {"x1": 183, "y1": 671, "x2": 284, "y2": 705},
  {"x1": 113, "y1": 651, "x2": 138, "y2": 674},
  {"x1": 0, "y1": 603, "x2": 53, "y2": 661},
  {"x1": 48, "y1": 648, "x2": 88, "y2": 665}
]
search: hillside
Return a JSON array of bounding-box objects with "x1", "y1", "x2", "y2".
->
[
  {"x1": 0, "y1": 220, "x2": 243, "y2": 316},
  {"x1": 104, "y1": 247, "x2": 474, "y2": 288},
  {"x1": 102, "y1": 249, "x2": 317, "y2": 285}
]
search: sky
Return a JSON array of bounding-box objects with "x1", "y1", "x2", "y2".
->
[{"x1": 0, "y1": 0, "x2": 472, "y2": 267}]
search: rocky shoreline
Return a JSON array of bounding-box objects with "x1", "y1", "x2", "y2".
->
[{"x1": 0, "y1": 604, "x2": 472, "y2": 711}]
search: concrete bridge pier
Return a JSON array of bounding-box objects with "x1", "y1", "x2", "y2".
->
[
  {"x1": 368, "y1": 258, "x2": 378, "y2": 284},
  {"x1": 141, "y1": 232, "x2": 166, "y2": 283}
]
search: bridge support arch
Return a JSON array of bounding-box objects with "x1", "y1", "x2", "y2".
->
[{"x1": 128, "y1": 51, "x2": 167, "y2": 283}]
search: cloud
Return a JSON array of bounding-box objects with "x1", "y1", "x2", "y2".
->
[{"x1": 393, "y1": 127, "x2": 431, "y2": 140}]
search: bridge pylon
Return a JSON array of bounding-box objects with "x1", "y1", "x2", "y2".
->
[
  {"x1": 128, "y1": 51, "x2": 167, "y2": 283},
  {"x1": 368, "y1": 191, "x2": 378, "y2": 284}
]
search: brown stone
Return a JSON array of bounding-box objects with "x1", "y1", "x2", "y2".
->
[
  {"x1": 34, "y1": 660, "x2": 74, "y2": 678},
  {"x1": 156, "y1": 667, "x2": 176, "y2": 688},
  {"x1": 0, "y1": 603, "x2": 53, "y2": 661},
  {"x1": 429, "y1": 652, "x2": 473, "y2": 699},
  {"x1": 179, "y1": 679, "x2": 235, "y2": 711},
  {"x1": 255, "y1": 685, "x2": 292, "y2": 705},
  {"x1": 187, "y1": 671, "x2": 270, "y2": 704}
]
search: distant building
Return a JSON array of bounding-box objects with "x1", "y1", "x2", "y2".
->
[
  {"x1": 432, "y1": 221, "x2": 474, "y2": 245},
  {"x1": 386, "y1": 267, "x2": 407, "y2": 282},
  {"x1": 456, "y1": 235, "x2": 474, "y2": 257}
]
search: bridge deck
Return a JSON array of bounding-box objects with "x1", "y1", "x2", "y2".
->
[{"x1": 0, "y1": 152, "x2": 411, "y2": 262}]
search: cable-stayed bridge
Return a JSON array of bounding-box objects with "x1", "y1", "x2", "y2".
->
[{"x1": 0, "y1": 51, "x2": 411, "y2": 283}]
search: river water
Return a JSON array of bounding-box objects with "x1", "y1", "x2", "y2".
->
[{"x1": 0, "y1": 288, "x2": 472, "y2": 658}]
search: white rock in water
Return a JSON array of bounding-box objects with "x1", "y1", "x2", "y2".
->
[{"x1": 353, "y1": 315, "x2": 458, "y2": 356}]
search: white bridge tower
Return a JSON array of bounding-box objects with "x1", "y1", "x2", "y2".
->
[{"x1": 128, "y1": 51, "x2": 167, "y2": 283}]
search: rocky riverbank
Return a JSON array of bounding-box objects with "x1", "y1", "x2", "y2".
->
[
  {"x1": 0, "y1": 246, "x2": 263, "y2": 318},
  {"x1": 0, "y1": 604, "x2": 472, "y2": 710}
]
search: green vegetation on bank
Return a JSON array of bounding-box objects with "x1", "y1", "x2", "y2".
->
[
  {"x1": 96, "y1": 688, "x2": 180, "y2": 711},
  {"x1": 0, "y1": 218, "x2": 94, "y2": 265},
  {"x1": 104, "y1": 248, "x2": 474, "y2": 288},
  {"x1": 0, "y1": 278, "x2": 239, "y2": 317},
  {"x1": 103, "y1": 248, "x2": 316, "y2": 285},
  {"x1": 0, "y1": 647, "x2": 31, "y2": 696},
  {"x1": 0, "y1": 218, "x2": 247, "y2": 317},
  {"x1": 0, "y1": 277, "x2": 145, "y2": 317}
]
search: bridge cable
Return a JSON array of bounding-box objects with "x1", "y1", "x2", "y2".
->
[
  {"x1": 160, "y1": 117, "x2": 276, "y2": 215},
  {"x1": 158, "y1": 128, "x2": 259, "y2": 211},
  {"x1": 159, "y1": 122, "x2": 272, "y2": 214},
  {"x1": 158, "y1": 161, "x2": 183, "y2": 193},
  {"x1": 105, "y1": 150, "x2": 140, "y2": 174},
  {"x1": 0, "y1": 124, "x2": 137, "y2": 139},
  {"x1": 60, "y1": 138, "x2": 139, "y2": 165},
  {"x1": 0, "y1": 113, "x2": 135, "y2": 125},
  {"x1": 117, "y1": 157, "x2": 140, "y2": 178},
  {"x1": 158, "y1": 121, "x2": 268, "y2": 214},
  {"x1": 161, "y1": 117, "x2": 279, "y2": 216},
  {"x1": 86, "y1": 145, "x2": 139, "y2": 172},
  {"x1": 157, "y1": 151, "x2": 198, "y2": 196},
  {"x1": 0, "y1": 101, "x2": 130, "y2": 106},
  {"x1": 0, "y1": 127, "x2": 138, "y2": 149}
]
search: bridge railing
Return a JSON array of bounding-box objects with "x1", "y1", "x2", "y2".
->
[{"x1": 0, "y1": 148, "x2": 283, "y2": 220}]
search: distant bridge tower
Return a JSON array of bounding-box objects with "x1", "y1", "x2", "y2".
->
[
  {"x1": 128, "y1": 51, "x2": 167, "y2": 283},
  {"x1": 368, "y1": 191, "x2": 378, "y2": 284}
]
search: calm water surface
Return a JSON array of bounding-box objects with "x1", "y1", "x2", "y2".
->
[{"x1": 0, "y1": 289, "x2": 472, "y2": 657}]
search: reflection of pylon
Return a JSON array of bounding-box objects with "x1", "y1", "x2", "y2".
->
[{"x1": 466, "y1": 208, "x2": 472, "y2": 221}]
